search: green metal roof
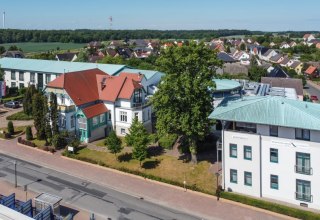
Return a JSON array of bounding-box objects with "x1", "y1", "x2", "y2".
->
[
  {"x1": 118, "y1": 68, "x2": 165, "y2": 80},
  {"x1": 0, "y1": 57, "x2": 126, "y2": 75},
  {"x1": 213, "y1": 79, "x2": 241, "y2": 91},
  {"x1": 209, "y1": 96, "x2": 320, "y2": 131}
]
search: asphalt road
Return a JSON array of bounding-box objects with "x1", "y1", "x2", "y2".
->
[
  {"x1": 0, "y1": 153, "x2": 201, "y2": 220},
  {"x1": 305, "y1": 81, "x2": 320, "y2": 98}
]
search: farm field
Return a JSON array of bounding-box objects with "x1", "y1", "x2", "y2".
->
[{"x1": 0, "y1": 42, "x2": 85, "y2": 53}]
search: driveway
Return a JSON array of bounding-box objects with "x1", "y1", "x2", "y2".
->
[{"x1": 0, "y1": 105, "x2": 33, "y2": 128}]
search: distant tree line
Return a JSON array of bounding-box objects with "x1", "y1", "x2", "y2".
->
[{"x1": 0, "y1": 29, "x2": 264, "y2": 43}]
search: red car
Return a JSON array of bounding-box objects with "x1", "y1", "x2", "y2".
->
[{"x1": 310, "y1": 95, "x2": 318, "y2": 101}]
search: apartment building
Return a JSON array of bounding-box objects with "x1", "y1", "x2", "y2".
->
[{"x1": 210, "y1": 96, "x2": 320, "y2": 209}]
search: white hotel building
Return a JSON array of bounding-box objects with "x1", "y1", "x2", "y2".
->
[{"x1": 210, "y1": 96, "x2": 320, "y2": 209}]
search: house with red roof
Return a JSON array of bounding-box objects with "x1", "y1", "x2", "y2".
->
[
  {"x1": 304, "y1": 65, "x2": 319, "y2": 78},
  {"x1": 46, "y1": 69, "x2": 153, "y2": 143},
  {"x1": 303, "y1": 34, "x2": 315, "y2": 42}
]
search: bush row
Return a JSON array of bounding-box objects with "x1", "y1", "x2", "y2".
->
[
  {"x1": 6, "y1": 111, "x2": 33, "y2": 120},
  {"x1": 2, "y1": 95, "x2": 24, "y2": 103},
  {"x1": 18, "y1": 137, "x2": 55, "y2": 153},
  {"x1": 221, "y1": 192, "x2": 320, "y2": 220}
]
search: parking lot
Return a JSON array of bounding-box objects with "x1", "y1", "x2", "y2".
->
[{"x1": 0, "y1": 104, "x2": 33, "y2": 128}]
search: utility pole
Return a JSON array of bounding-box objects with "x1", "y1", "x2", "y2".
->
[{"x1": 13, "y1": 160, "x2": 17, "y2": 188}]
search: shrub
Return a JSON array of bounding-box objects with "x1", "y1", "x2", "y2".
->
[
  {"x1": 26, "y1": 126, "x2": 33, "y2": 140},
  {"x1": 52, "y1": 134, "x2": 67, "y2": 150},
  {"x1": 158, "y1": 134, "x2": 178, "y2": 149},
  {"x1": 4, "y1": 132, "x2": 11, "y2": 139},
  {"x1": 7, "y1": 121, "x2": 14, "y2": 135}
]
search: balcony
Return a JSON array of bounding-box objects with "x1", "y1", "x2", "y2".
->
[
  {"x1": 58, "y1": 105, "x2": 75, "y2": 113},
  {"x1": 295, "y1": 165, "x2": 313, "y2": 175},
  {"x1": 132, "y1": 102, "x2": 150, "y2": 109},
  {"x1": 295, "y1": 192, "x2": 312, "y2": 203}
]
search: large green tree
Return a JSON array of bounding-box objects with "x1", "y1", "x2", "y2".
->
[
  {"x1": 32, "y1": 93, "x2": 47, "y2": 140},
  {"x1": 126, "y1": 118, "x2": 150, "y2": 167},
  {"x1": 49, "y1": 92, "x2": 59, "y2": 135},
  {"x1": 152, "y1": 42, "x2": 221, "y2": 156},
  {"x1": 23, "y1": 85, "x2": 38, "y2": 116}
]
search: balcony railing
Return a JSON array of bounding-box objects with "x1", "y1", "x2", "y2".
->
[
  {"x1": 295, "y1": 192, "x2": 312, "y2": 203},
  {"x1": 58, "y1": 105, "x2": 76, "y2": 113},
  {"x1": 295, "y1": 165, "x2": 313, "y2": 175}
]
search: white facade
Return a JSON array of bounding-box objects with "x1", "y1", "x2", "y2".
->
[{"x1": 222, "y1": 124, "x2": 320, "y2": 209}]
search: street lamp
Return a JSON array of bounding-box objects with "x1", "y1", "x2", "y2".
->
[{"x1": 13, "y1": 160, "x2": 17, "y2": 188}]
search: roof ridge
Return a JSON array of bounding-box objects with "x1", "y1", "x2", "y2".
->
[{"x1": 115, "y1": 76, "x2": 128, "y2": 100}]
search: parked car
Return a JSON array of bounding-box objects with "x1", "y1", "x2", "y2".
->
[
  {"x1": 4, "y1": 101, "x2": 20, "y2": 109},
  {"x1": 310, "y1": 95, "x2": 318, "y2": 101}
]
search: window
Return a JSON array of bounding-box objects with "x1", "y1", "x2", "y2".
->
[
  {"x1": 120, "y1": 111, "x2": 127, "y2": 122},
  {"x1": 108, "y1": 111, "x2": 111, "y2": 121},
  {"x1": 229, "y1": 144, "x2": 237, "y2": 158},
  {"x1": 70, "y1": 115, "x2": 75, "y2": 128},
  {"x1": 270, "y1": 126, "x2": 278, "y2": 137},
  {"x1": 133, "y1": 89, "x2": 142, "y2": 103},
  {"x1": 100, "y1": 114, "x2": 105, "y2": 123},
  {"x1": 296, "y1": 152, "x2": 311, "y2": 175},
  {"x1": 244, "y1": 172, "x2": 252, "y2": 186},
  {"x1": 270, "y1": 175, "x2": 278, "y2": 189},
  {"x1": 19, "y1": 72, "x2": 24, "y2": 81},
  {"x1": 19, "y1": 83, "x2": 24, "y2": 88},
  {"x1": 134, "y1": 112, "x2": 139, "y2": 119},
  {"x1": 11, "y1": 82, "x2": 16, "y2": 87},
  {"x1": 78, "y1": 117, "x2": 87, "y2": 129},
  {"x1": 59, "y1": 115, "x2": 66, "y2": 128},
  {"x1": 244, "y1": 146, "x2": 252, "y2": 160},
  {"x1": 30, "y1": 73, "x2": 35, "y2": 83},
  {"x1": 296, "y1": 180, "x2": 311, "y2": 202},
  {"x1": 121, "y1": 128, "x2": 126, "y2": 135},
  {"x1": 11, "y1": 71, "x2": 16, "y2": 80},
  {"x1": 270, "y1": 148, "x2": 278, "y2": 163},
  {"x1": 235, "y1": 122, "x2": 256, "y2": 133},
  {"x1": 92, "y1": 116, "x2": 98, "y2": 126},
  {"x1": 230, "y1": 169, "x2": 237, "y2": 183},
  {"x1": 295, "y1": 129, "x2": 310, "y2": 141},
  {"x1": 60, "y1": 95, "x2": 65, "y2": 105},
  {"x1": 45, "y1": 74, "x2": 51, "y2": 84}
]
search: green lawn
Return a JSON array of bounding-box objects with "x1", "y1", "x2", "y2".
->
[
  {"x1": 6, "y1": 111, "x2": 33, "y2": 121},
  {"x1": 69, "y1": 148, "x2": 216, "y2": 194},
  {"x1": 0, "y1": 42, "x2": 85, "y2": 53},
  {"x1": 0, "y1": 126, "x2": 26, "y2": 139}
]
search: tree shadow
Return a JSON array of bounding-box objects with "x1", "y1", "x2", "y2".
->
[
  {"x1": 147, "y1": 145, "x2": 164, "y2": 157},
  {"x1": 118, "y1": 152, "x2": 132, "y2": 162},
  {"x1": 142, "y1": 159, "x2": 161, "y2": 169}
]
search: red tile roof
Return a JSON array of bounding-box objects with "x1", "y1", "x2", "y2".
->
[
  {"x1": 47, "y1": 68, "x2": 144, "y2": 105},
  {"x1": 305, "y1": 66, "x2": 317, "y2": 75},
  {"x1": 82, "y1": 103, "x2": 108, "y2": 118},
  {"x1": 47, "y1": 69, "x2": 107, "y2": 106}
]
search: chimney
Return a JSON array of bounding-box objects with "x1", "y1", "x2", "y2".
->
[{"x1": 101, "y1": 77, "x2": 107, "y2": 90}]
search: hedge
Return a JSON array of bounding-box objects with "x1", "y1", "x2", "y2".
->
[
  {"x1": 2, "y1": 95, "x2": 24, "y2": 103},
  {"x1": 158, "y1": 134, "x2": 178, "y2": 149},
  {"x1": 6, "y1": 111, "x2": 33, "y2": 120},
  {"x1": 221, "y1": 192, "x2": 320, "y2": 220}
]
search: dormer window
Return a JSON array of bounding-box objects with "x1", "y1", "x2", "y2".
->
[{"x1": 133, "y1": 89, "x2": 142, "y2": 103}]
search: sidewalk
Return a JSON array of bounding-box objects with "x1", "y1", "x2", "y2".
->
[
  {"x1": 0, "y1": 180, "x2": 90, "y2": 220},
  {"x1": 0, "y1": 138, "x2": 295, "y2": 220}
]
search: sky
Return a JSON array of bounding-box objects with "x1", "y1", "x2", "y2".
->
[{"x1": 1, "y1": 0, "x2": 320, "y2": 31}]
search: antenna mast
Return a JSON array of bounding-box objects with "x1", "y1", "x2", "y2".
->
[
  {"x1": 2, "y1": 11, "x2": 5, "y2": 29},
  {"x1": 109, "y1": 16, "x2": 112, "y2": 30}
]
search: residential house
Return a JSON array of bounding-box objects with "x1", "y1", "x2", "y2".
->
[
  {"x1": 269, "y1": 54, "x2": 284, "y2": 64},
  {"x1": 280, "y1": 57, "x2": 294, "y2": 67},
  {"x1": 216, "y1": 63, "x2": 249, "y2": 76},
  {"x1": 289, "y1": 42, "x2": 297, "y2": 47},
  {"x1": 87, "y1": 41, "x2": 102, "y2": 49},
  {"x1": 289, "y1": 61, "x2": 304, "y2": 75},
  {"x1": 232, "y1": 50, "x2": 250, "y2": 61},
  {"x1": 267, "y1": 66, "x2": 289, "y2": 78},
  {"x1": 303, "y1": 34, "x2": 315, "y2": 42},
  {"x1": 305, "y1": 66, "x2": 319, "y2": 78},
  {"x1": 55, "y1": 52, "x2": 78, "y2": 62},
  {"x1": 210, "y1": 95, "x2": 320, "y2": 209},
  {"x1": 269, "y1": 42, "x2": 276, "y2": 47},
  {"x1": 162, "y1": 42, "x2": 174, "y2": 50},
  {"x1": 1, "y1": 51, "x2": 24, "y2": 58},
  {"x1": 45, "y1": 69, "x2": 155, "y2": 142},
  {"x1": 261, "y1": 77, "x2": 304, "y2": 100},
  {"x1": 108, "y1": 40, "x2": 124, "y2": 49},
  {"x1": 217, "y1": 52, "x2": 237, "y2": 63},
  {"x1": 117, "y1": 48, "x2": 133, "y2": 59},
  {"x1": 105, "y1": 48, "x2": 119, "y2": 57},
  {"x1": 212, "y1": 79, "x2": 242, "y2": 107},
  {"x1": 128, "y1": 39, "x2": 148, "y2": 48},
  {"x1": 280, "y1": 42, "x2": 290, "y2": 49},
  {"x1": 260, "y1": 49, "x2": 277, "y2": 61},
  {"x1": 316, "y1": 43, "x2": 320, "y2": 49}
]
